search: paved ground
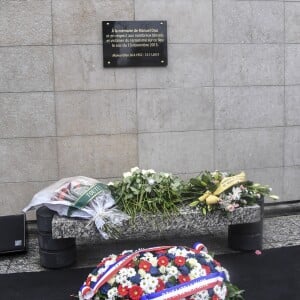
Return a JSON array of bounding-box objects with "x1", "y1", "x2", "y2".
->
[{"x1": 1, "y1": 213, "x2": 300, "y2": 274}]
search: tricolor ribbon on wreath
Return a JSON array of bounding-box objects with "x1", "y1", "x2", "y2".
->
[{"x1": 79, "y1": 243, "x2": 226, "y2": 300}]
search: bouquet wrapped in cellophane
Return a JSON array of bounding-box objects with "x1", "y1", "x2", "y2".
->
[
  {"x1": 23, "y1": 176, "x2": 129, "y2": 239},
  {"x1": 79, "y1": 243, "x2": 244, "y2": 300}
]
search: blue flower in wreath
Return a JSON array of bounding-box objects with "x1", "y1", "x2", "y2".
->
[
  {"x1": 100, "y1": 283, "x2": 111, "y2": 294},
  {"x1": 178, "y1": 265, "x2": 190, "y2": 275},
  {"x1": 130, "y1": 273, "x2": 141, "y2": 284},
  {"x1": 166, "y1": 253, "x2": 175, "y2": 260},
  {"x1": 150, "y1": 266, "x2": 160, "y2": 276}
]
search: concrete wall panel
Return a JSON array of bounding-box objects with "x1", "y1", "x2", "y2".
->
[
  {"x1": 214, "y1": 44, "x2": 284, "y2": 86},
  {"x1": 135, "y1": 0, "x2": 212, "y2": 43},
  {"x1": 137, "y1": 44, "x2": 213, "y2": 88},
  {"x1": 285, "y1": 126, "x2": 300, "y2": 166},
  {"x1": 56, "y1": 90, "x2": 137, "y2": 136},
  {"x1": 53, "y1": 0, "x2": 134, "y2": 44},
  {"x1": 284, "y1": 167, "x2": 300, "y2": 201},
  {"x1": 54, "y1": 45, "x2": 136, "y2": 91},
  {"x1": 138, "y1": 88, "x2": 214, "y2": 132},
  {"x1": 215, "y1": 128, "x2": 284, "y2": 170},
  {"x1": 0, "y1": 0, "x2": 52, "y2": 46},
  {"x1": 0, "y1": 181, "x2": 52, "y2": 216},
  {"x1": 215, "y1": 86, "x2": 284, "y2": 129},
  {"x1": 57, "y1": 134, "x2": 137, "y2": 178},
  {"x1": 0, "y1": 46, "x2": 53, "y2": 92},
  {"x1": 0, "y1": 138, "x2": 58, "y2": 182},
  {"x1": 285, "y1": 3, "x2": 300, "y2": 43},
  {"x1": 286, "y1": 86, "x2": 300, "y2": 126},
  {"x1": 139, "y1": 131, "x2": 214, "y2": 174},
  {"x1": 0, "y1": 93, "x2": 55, "y2": 138},
  {"x1": 214, "y1": 0, "x2": 284, "y2": 43},
  {"x1": 286, "y1": 45, "x2": 300, "y2": 85}
]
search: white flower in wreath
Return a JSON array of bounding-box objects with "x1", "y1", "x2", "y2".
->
[
  {"x1": 190, "y1": 290, "x2": 209, "y2": 300},
  {"x1": 138, "y1": 269, "x2": 147, "y2": 278},
  {"x1": 160, "y1": 274, "x2": 170, "y2": 282},
  {"x1": 216, "y1": 267, "x2": 230, "y2": 281},
  {"x1": 149, "y1": 257, "x2": 158, "y2": 266},
  {"x1": 186, "y1": 258, "x2": 198, "y2": 267},
  {"x1": 107, "y1": 287, "x2": 118, "y2": 298},
  {"x1": 213, "y1": 285, "x2": 227, "y2": 300},
  {"x1": 166, "y1": 265, "x2": 179, "y2": 276},
  {"x1": 143, "y1": 252, "x2": 154, "y2": 259},
  {"x1": 127, "y1": 267, "x2": 136, "y2": 277},
  {"x1": 143, "y1": 273, "x2": 153, "y2": 280},
  {"x1": 190, "y1": 267, "x2": 206, "y2": 279},
  {"x1": 119, "y1": 268, "x2": 129, "y2": 277},
  {"x1": 140, "y1": 276, "x2": 158, "y2": 294},
  {"x1": 130, "y1": 167, "x2": 140, "y2": 173},
  {"x1": 115, "y1": 274, "x2": 126, "y2": 284},
  {"x1": 175, "y1": 248, "x2": 188, "y2": 256},
  {"x1": 202, "y1": 253, "x2": 213, "y2": 262}
]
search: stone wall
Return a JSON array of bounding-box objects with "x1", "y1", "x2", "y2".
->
[{"x1": 0, "y1": 0, "x2": 299, "y2": 217}]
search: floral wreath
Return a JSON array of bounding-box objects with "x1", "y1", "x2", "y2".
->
[{"x1": 78, "y1": 243, "x2": 241, "y2": 300}]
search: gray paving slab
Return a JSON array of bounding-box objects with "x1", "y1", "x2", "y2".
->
[
  {"x1": 264, "y1": 216, "x2": 300, "y2": 243},
  {"x1": 6, "y1": 255, "x2": 43, "y2": 273},
  {"x1": 0, "y1": 257, "x2": 10, "y2": 273}
]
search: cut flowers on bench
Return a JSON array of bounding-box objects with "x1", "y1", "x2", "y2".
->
[
  {"x1": 181, "y1": 171, "x2": 278, "y2": 215},
  {"x1": 109, "y1": 168, "x2": 278, "y2": 218},
  {"x1": 108, "y1": 167, "x2": 184, "y2": 219}
]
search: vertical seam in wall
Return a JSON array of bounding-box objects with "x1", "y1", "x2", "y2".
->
[
  {"x1": 283, "y1": 1, "x2": 286, "y2": 201},
  {"x1": 51, "y1": 0, "x2": 60, "y2": 178},
  {"x1": 134, "y1": 0, "x2": 140, "y2": 167},
  {"x1": 212, "y1": 0, "x2": 216, "y2": 171}
]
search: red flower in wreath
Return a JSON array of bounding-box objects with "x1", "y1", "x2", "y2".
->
[
  {"x1": 202, "y1": 265, "x2": 211, "y2": 275},
  {"x1": 174, "y1": 256, "x2": 186, "y2": 266},
  {"x1": 139, "y1": 260, "x2": 152, "y2": 272},
  {"x1": 126, "y1": 260, "x2": 135, "y2": 268},
  {"x1": 129, "y1": 285, "x2": 143, "y2": 300},
  {"x1": 118, "y1": 285, "x2": 128, "y2": 297},
  {"x1": 156, "y1": 278, "x2": 165, "y2": 292},
  {"x1": 212, "y1": 295, "x2": 220, "y2": 300},
  {"x1": 178, "y1": 274, "x2": 190, "y2": 283},
  {"x1": 157, "y1": 256, "x2": 169, "y2": 267}
]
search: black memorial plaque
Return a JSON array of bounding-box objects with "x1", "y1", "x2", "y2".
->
[{"x1": 102, "y1": 21, "x2": 168, "y2": 67}]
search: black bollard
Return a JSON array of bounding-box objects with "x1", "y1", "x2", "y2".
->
[
  {"x1": 228, "y1": 197, "x2": 264, "y2": 251},
  {"x1": 36, "y1": 206, "x2": 76, "y2": 268}
]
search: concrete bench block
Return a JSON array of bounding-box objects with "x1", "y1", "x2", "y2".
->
[{"x1": 52, "y1": 205, "x2": 261, "y2": 241}]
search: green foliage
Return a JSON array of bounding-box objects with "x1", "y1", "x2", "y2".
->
[
  {"x1": 181, "y1": 171, "x2": 278, "y2": 214},
  {"x1": 108, "y1": 168, "x2": 278, "y2": 218},
  {"x1": 225, "y1": 282, "x2": 245, "y2": 300},
  {"x1": 108, "y1": 167, "x2": 184, "y2": 219}
]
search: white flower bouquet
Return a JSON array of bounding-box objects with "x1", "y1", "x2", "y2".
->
[{"x1": 23, "y1": 176, "x2": 129, "y2": 239}]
